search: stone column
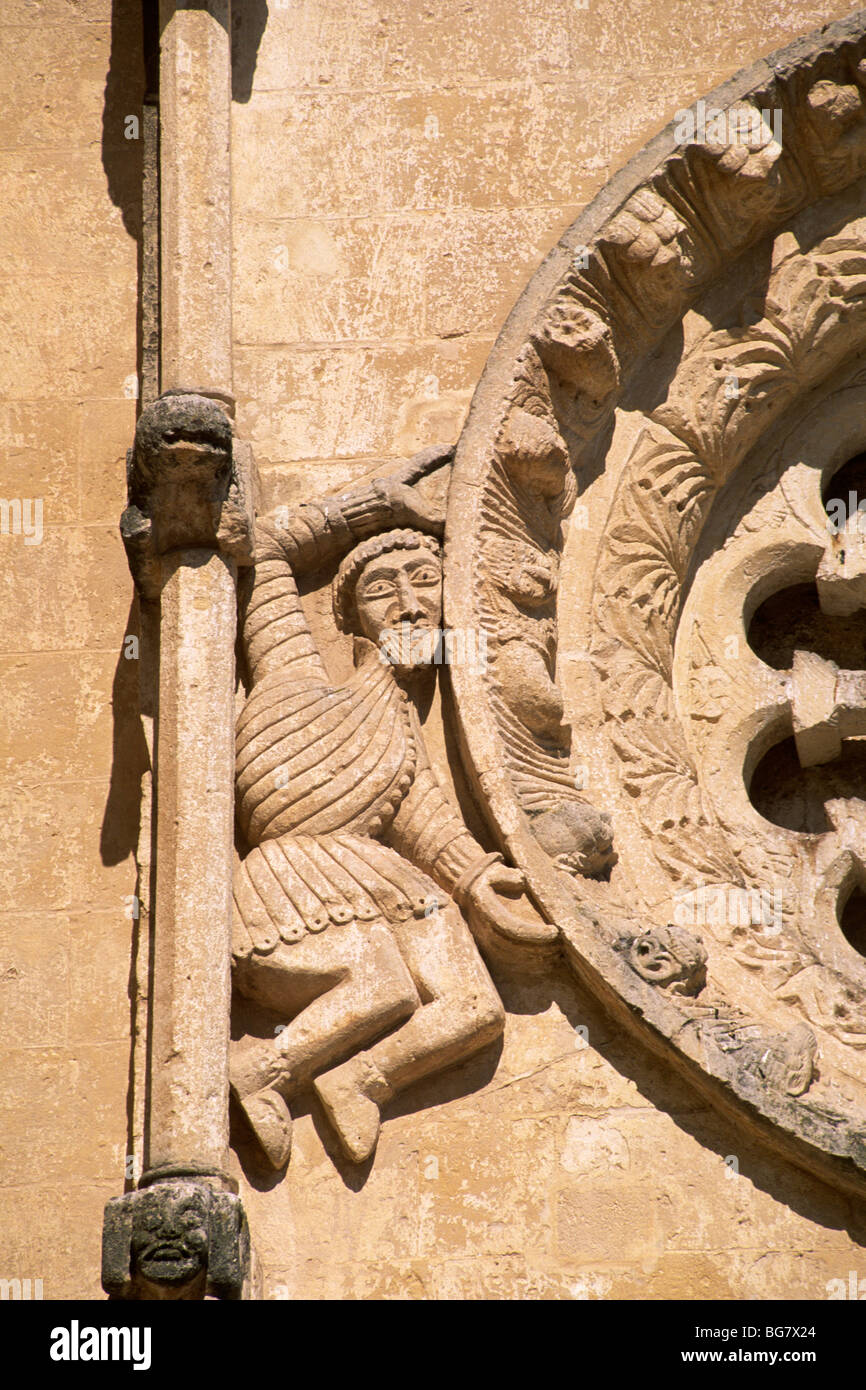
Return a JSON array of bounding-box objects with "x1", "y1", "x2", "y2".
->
[
  {"x1": 158, "y1": 0, "x2": 233, "y2": 397},
  {"x1": 103, "y1": 391, "x2": 254, "y2": 1301},
  {"x1": 102, "y1": 0, "x2": 255, "y2": 1301}
]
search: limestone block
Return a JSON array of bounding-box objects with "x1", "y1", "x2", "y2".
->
[
  {"x1": 234, "y1": 339, "x2": 490, "y2": 464},
  {"x1": 0, "y1": 150, "x2": 140, "y2": 281},
  {"x1": 0, "y1": 913, "x2": 68, "y2": 1049},
  {"x1": 0, "y1": 1044, "x2": 127, "y2": 1184},
  {"x1": 0, "y1": 781, "x2": 133, "y2": 912},
  {"x1": 232, "y1": 85, "x2": 608, "y2": 220},
  {"x1": 0, "y1": 23, "x2": 110, "y2": 149},
  {"x1": 244, "y1": 0, "x2": 575, "y2": 93},
  {"x1": 0, "y1": 653, "x2": 120, "y2": 783},
  {"x1": 0, "y1": 525, "x2": 130, "y2": 654},
  {"x1": 78, "y1": 399, "x2": 139, "y2": 523},
  {"x1": 555, "y1": 1185, "x2": 664, "y2": 1265},
  {"x1": 0, "y1": 401, "x2": 80, "y2": 526},
  {"x1": 0, "y1": 1183, "x2": 116, "y2": 1301},
  {"x1": 0, "y1": 272, "x2": 138, "y2": 400},
  {"x1": 68, "y1": 910, "x2": 135, "y2": 1046},
  {"x1": 3, "y1": 0, "x2": 110, "y2": 21}
]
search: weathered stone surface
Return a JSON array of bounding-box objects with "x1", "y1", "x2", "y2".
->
[
  {"x1": 102, "y1": 1178, "x2": 248, "y2": 1301},
  {"x1": 230, "y1": 452, "x2": 561, "y2": 1171},
  {"x1": 445, "y1": 10, "x2": 866, "y2": 1206},
  {"x1": 7, "y1": 0, "x2": 866, "y2": 1306}
]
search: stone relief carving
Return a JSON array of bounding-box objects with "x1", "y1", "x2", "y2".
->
[
  {"x1": 618, "y1": 924, "x2": 708, "y2": 997},
  {"x1": 445, "y1": 15, "x2": 866, "y2": 1195},
  {"x1": 110, "y1": 20, "x2": 866, "y2": 1277},
  {"x1": 120, "y1": 388, "x2": 254, "y2": 595},
  {"x1": 229, "y1": 452, "x2": 554, "y2": 1170},
  {"x1": 103, "y1": 1179, "x2": 248, "y2": 1302}
]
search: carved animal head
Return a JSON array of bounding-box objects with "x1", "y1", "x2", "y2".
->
[
  {"x1": 129, "y1": 391, "x2": 233, "y2": 504},
  {"x1": 531, "y1": 800, "x2": 615, "y2": 878}
]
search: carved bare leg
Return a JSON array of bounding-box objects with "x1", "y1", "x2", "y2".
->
[
  {"x1": 315, "y1": 904, "x2": 505, "y2": 1162},
  {"x1": 232, "y1": 922, "x2": 419, "y2": 1166}
]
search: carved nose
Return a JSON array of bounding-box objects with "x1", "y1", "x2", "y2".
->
[{"x1": 394, "y1": 573, "x2": 424, "y2": 621}]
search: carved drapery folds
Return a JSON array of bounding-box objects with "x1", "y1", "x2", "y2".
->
[{"x1": 445, "y1": 13, "x2": 866, "y2": 1195}]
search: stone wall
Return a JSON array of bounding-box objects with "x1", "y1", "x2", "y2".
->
[
  {"x1": 2, "y1": 0, "x2": 865, "y2": 1299},
  {"x1": 0, "y1": 0, "x2": 144, "y2": 1300}
]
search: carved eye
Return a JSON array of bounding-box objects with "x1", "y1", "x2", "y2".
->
[
  {"x1": 409, "y1": 563, "x2": 440, "y2": 585},
  {"x1": 361, "y1": 579, "x2": 394, "y2": 599}
]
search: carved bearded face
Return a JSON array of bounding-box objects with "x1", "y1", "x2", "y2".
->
[{"x1": 353, "y1": 547, "x2": 442, "y2": 667}]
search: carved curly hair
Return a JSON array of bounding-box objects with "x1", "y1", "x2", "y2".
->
[{"x1": 332, "y1": 528, "x2": 442, "y2": 634}]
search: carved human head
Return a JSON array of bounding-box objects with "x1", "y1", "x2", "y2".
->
[
  {"x1": 130, "y1": 1184, "x2": 210, "y2": 1293},
  {"x1": 333, "y1": 529, "x2": 443, "y2": 666}
]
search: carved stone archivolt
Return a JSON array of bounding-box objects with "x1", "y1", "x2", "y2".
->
[{"x1": 445, "y1": 12, "x2": 866, "y2": 1194}]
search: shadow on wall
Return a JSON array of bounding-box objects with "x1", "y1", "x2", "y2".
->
[
  {"x1": 102, "y1": 0, "x2": 147, "y2": 243},
  {"x1": 100, "y1": 598, "x2": 150, "y2": 868},
  {"x1": 98, "y1": 0, "x2": 268, "y2": 865},
  {"x1": 100, "y1": 0, "x2": 269, "y2": 376},
  {"x1": 232, "y1": 0, "x2": 269, "y2": 103}
]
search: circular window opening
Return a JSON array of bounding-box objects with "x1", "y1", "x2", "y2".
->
[
  {"x1": 822, "y1": 450, "x2": 866, "y2": 530},
  {"x1": 838, "y1": 883, "x2": 866, "y2": 959}
]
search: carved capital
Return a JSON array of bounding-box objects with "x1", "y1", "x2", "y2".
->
[
  {"x1": 120, "y1": 389, "x2": 255, "y2": 598},
  {"x1": 101, "y1": 1174, "x2": 248, "y2": 1301}
]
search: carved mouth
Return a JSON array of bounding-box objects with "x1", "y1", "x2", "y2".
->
[
  {"x1": 638, "y1": 953, "x2": 672, "y2": 972},
  {"x1": 162, "y1": 427, "x2": 225, "y2": 448},
  {"x1": 163, "y1": 438, "x2": 226, "y2": 458},
  {"x1": 141, "y1": 1247, "x2": 200, "y2": 1282}
]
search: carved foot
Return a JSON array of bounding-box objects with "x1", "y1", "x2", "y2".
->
[
  {"x1": 229, "y1": 1034, "x2": 290, "y2": 1098},
  {"x1": 314, "y1": 1054, "x2": 392, "y2": 1163},
  {"x1": 230, "y1": 1037, "x2": 293, "y2": 1168},
  {"x1": 238, "y1": 1087, "x2": 293, "y2": 1169}
]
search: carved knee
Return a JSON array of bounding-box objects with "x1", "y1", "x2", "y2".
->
[{"x1": 457, "y1": 982, "x2": 506, "y2": 1050}]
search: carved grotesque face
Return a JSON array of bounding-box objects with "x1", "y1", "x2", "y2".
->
[
  {"x1": 134, "y1": 392, "x2": 233, "y2": 491},
  {"x1": 627, "y1": 924, "x2": 707, "y2": 996},
  {"x1": 131, "y1": 1187, "x2": 209, "y2": 1289},
  {"x1": 354, "y1": 547, "x2": 442, "y2": 666}
]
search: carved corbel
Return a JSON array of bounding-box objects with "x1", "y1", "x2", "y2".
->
[
  {"x1": 120, "y1": 388, "x2": 254, "y2": 599},
  {"x1": 102, "y1": 1174, "x2": 248, "y2": 1302}
]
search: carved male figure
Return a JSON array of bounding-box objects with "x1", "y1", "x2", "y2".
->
[{"x1": 230, "y1": 453, "x2": 545, "y2": 1167}]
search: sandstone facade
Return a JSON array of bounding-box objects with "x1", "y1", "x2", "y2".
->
[{"x1": 3, "y1": 0, "x2": 866, "y2": 1301}]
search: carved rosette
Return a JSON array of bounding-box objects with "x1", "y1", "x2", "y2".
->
[{"x1": 445, "y1": 14, "x2": 866, "y2": 1195}]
